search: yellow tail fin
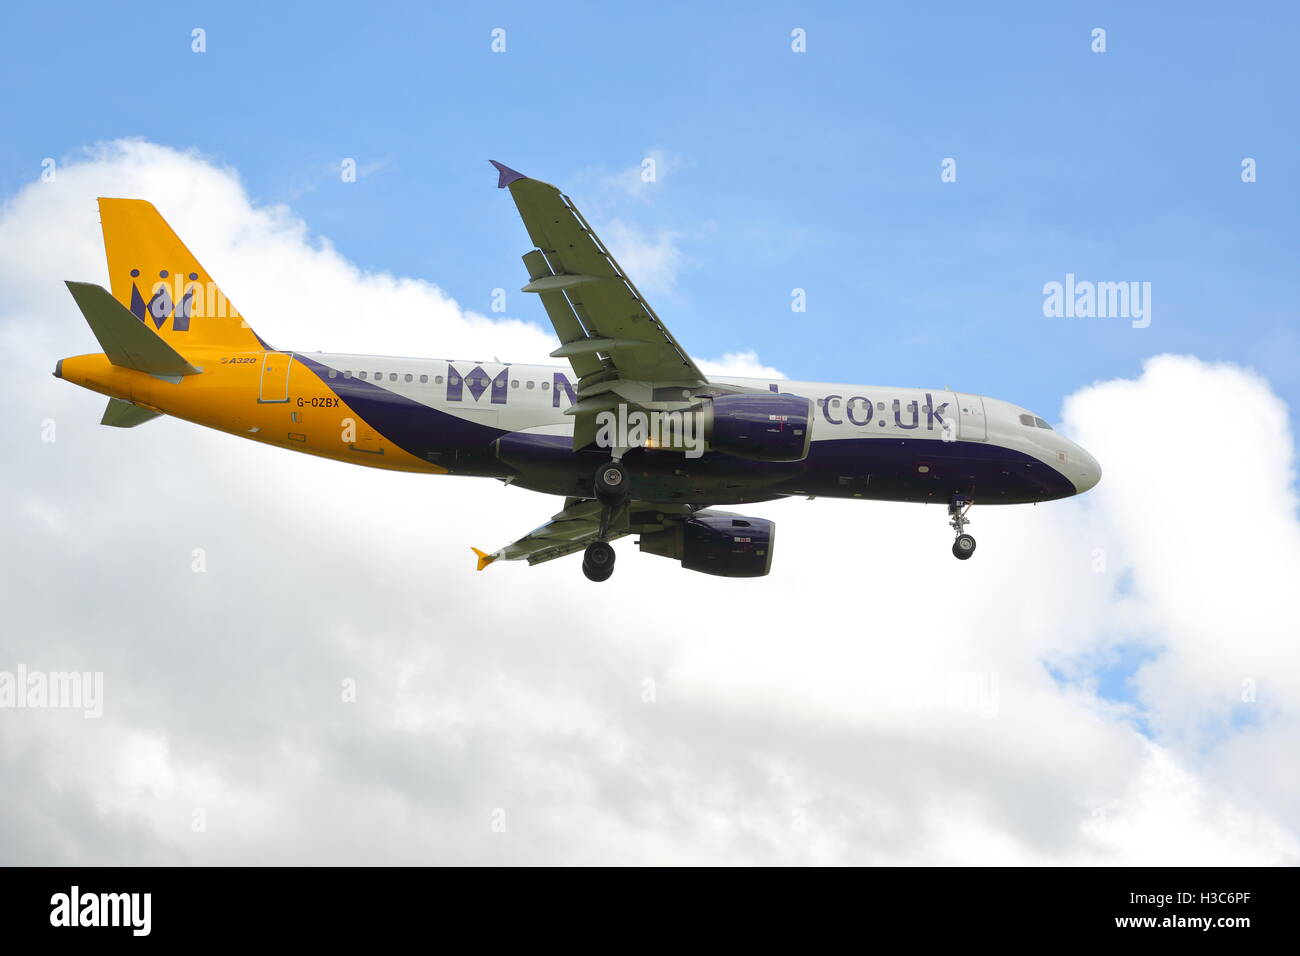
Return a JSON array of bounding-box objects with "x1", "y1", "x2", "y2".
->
[
  {"x1": 98, "y1": 198, "x2": 267, "y2": 353},
  {"x1": 471, "y1": 547, "x2": 498, "y2": 571}
]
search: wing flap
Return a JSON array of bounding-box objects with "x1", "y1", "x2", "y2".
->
[
  {"x1": 508, "y1": 178, "x2": 703, "y2": 384},
  {"x1": 521, "y1": 250, "x2": 602, "y2": 380},
  {"x1": 494, "y1": 162, "x2": 709, "y2": 454},
  {"x1": 494, "y1": 162, "x2": 718, "y2": 450}
]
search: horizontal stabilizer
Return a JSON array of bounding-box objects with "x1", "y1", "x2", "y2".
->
[
  {"x1": 101, "y1": 398, "x2": 163, "y2": 428},
  {"x1": 64, "y1": 281, "x2": 200, "y2": 377}
]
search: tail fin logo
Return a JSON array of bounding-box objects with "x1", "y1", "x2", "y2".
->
[{"x1": 126, "y1": 268, "x2": 234, "y2": 332}]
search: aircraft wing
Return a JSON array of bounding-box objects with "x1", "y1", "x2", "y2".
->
[
  {"x1": 491, "y1": 161, "x2": 710, "y2": 449},
  {"x1": 472, "y1": 497, "x2": 690, "y2": 570}
]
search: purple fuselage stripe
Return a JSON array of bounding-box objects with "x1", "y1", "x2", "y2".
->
[{"x1": 297, "y1": 354, "x2": 1075, "y2": 503}]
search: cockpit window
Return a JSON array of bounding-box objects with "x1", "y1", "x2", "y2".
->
[{"x1": 1019, "y1": 413, "x2": 1053, "y2": 429}]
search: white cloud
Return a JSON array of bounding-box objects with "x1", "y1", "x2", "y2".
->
[
  {"x1": 697, "y1": 351, "x2": 787, "y2": 379},
  {"x1": 600, "y1": 220, "x2": 686, "y2": 297},
  {"x1": 0, "y1": 138, "x2": 558, "y2": 362},
  {"x1": 569, "y1": 149, "x2": 692, "y2": 296},
  {"x1": 1, "y1": 141, "x2": 1297, "y2": 864}
]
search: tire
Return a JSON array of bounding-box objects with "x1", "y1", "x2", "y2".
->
[
  {"x1": 952, "y1": 534, "x2": 976, "y2": 560},
  {"x1": 582, "y1": 541, "x2": 616, "y2": 582},
  {"x1": 594, "y1": 461, "x2": 629, "y2": 505}
]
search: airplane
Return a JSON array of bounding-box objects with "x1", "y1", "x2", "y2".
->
[{"x1": 54, "y1": 161, "x2": 1101, "y2": 582}]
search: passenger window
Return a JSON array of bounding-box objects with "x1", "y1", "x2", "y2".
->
[
  {"x1": 511, "y1": 380, "x2": 519, "y2": 388},
  {"x1": 359, "y1": 371, "x2": 368, "y2": 380},
  {"x1": 1019, "y1": 414, "x2": 1035, "y2": 427},
  {"x1": 405, "y1": 374, "x2": 413, "y2": 383},
  {"x1": 419, "y1": 375, "x2": 428, "y2": 384},
  {"x1": 328, "y1": 370, "x2": 337, "y2": 379},
  {"x1": 436, "y1": 375, "x2": 444, "y2": 384},
  {"x1": 374, "y1": 372, "x2": 382, "y2": 380},
  {"x1": 541, "y1": 381, "x2": 549, "y2": 390},
  {"x1": 449, "y1": 376, "x2": 459, "y2": 385},
  {"x1": 390, "y1": 373, "x2": 398, "y2": 382},
  {"x1": 526, "y1": 381, "x2": 535, "y2": 389},
  {"x1": 343, "y1": 370, "x2": 353, "y2": 379}
]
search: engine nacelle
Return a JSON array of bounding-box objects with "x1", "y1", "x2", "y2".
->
[
  {"x1": 639, "y1": 511, "x2": 775, "y2": 578},
  {"x1": 705, "y1": 393, "x2": 813, "y2": 462}
]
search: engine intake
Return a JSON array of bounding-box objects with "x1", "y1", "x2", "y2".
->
[{"x1": 639, "y1": 510, "x2": 775, "y2": 578}]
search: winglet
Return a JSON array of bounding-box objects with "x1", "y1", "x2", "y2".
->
[
  {"x1": 489, "y1": 160, "x2": 526, "y2": 189},
  {"x1": 471, "y1": 547, "x2": 498, "y2": 571}
]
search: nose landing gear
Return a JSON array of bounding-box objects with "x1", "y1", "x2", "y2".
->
[{"x1": 949, "y1": 496, "x2": 976, "y2": 560}]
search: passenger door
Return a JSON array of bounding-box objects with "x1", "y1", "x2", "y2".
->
[
  {"x1": 258, "y1": 351, "x2": 293, "y2": 403},
  {"x1": 955, "y1": 393, "x2": 987, "y2": 441}
]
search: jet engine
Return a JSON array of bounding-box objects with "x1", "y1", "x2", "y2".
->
[
  {"x1": 638, "y1": 510, "x2": 775, "y2": 578},
  {"x1": 703, "y1": 393, "x2": 813, "y2": 462}
]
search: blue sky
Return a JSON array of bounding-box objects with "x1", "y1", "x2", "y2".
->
[
  {"x1": 2, "y1": 2, "x2": 1299, "y2": 864},
  {"x1": 3, "y1": 2, "x2": 1297, "y2": 427}
]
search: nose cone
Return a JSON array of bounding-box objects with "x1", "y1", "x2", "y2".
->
[{"x1": 1071, "y1": 443, "x2": 1102, "y2": 494}]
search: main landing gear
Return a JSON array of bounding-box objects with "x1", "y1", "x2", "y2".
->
[
  {"x1": 594, "y1": 460, "x2": 629, "y2": 505},
  {"x1": 949, "y1": 496, "x2": 976, "y2": 560},
  {"x1": 582, "y1": 540, "x2": 616, "y2": 582},
  {"x1": 583, "y1": 460, "x2": 630, "y2": 582}
]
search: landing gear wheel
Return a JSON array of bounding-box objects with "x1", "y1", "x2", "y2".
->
[
  {"x1": 948, "y1": 495, "x2": 976, "y2": 560},
  {"x1": 582, "y1": 541, "x2": 616, "y2": 582},
  {"x1": 952, "y1": 534, "x2": 976, "y2": 560},
  {"x1": 594, "y1": 461, "x2": 629, "y2": 505}
]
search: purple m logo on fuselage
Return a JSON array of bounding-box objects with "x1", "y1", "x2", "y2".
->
[
  {"x1": 445, "y1": 364, "x2": 508, "y2": 404},
  {"x1": 442, "y1": 365, "x2": 579, "y2": 410}
]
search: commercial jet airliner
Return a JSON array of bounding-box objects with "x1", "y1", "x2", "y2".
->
[{"x1": 54, "y1": 161, "x2": 1101, "y2": 581}]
